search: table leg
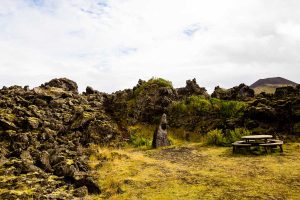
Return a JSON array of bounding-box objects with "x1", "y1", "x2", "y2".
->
[{"x1": 264, "y1": 146, "x2": 268, "y2": 154}]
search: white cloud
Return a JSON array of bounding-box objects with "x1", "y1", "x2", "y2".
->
[{"x1": 0, "y1": 0, "x2": 299, "y2": 93}]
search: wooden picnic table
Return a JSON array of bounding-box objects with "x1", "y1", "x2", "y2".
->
[
  {"x1": 232, "y1": 135, "x2": 283, "y2": 153},
  {"x1": 241, "y1": 135, "x2": 273, "y2": 143}
]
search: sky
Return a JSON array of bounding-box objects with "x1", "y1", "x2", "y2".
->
[{"x1": 0, "y1": 0, "x2": 300, "y2": 93}]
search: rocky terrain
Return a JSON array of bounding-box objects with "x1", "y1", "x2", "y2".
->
[
  {"x1": 0, "y1": 78, "x2": 121, "y2": 199},
  {"x1": 0, "y1": 77, "x2": 299, "y2": 199}
]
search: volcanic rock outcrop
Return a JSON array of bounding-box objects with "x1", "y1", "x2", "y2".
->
[
  {"x1": 211, "y1": 83, "x2": 254, "y2": 100},
  {"x1": 0, "y1": 77, "x2": 299, "y2": 198},
  {"x1": 177, "y1": 78, "x2": 209, "y2": 99},
  {"x1": 105, "y1": 78, "x2": 178, "y2": 124},
  {"x1": 0, "y1": 78, "x2": 121, "y2": 199},
  {"x1": 244, "y1": 85, "x2": 300, "y2": 135}
]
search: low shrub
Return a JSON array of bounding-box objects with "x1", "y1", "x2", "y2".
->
[
  {"x1": 206, "y1": 129, "x2": 224, "y2": 146},
  {"x1": 128, "y1": 125, "x2": 154, "y2": 147},
  {"x1": 170, "y1": 96, "x2": 247, "y2": 118},
  {"x1": 130, "y1": 134, "x2": 151, "y2": 147},
  {"x1": 170, "y1": 101, "x2": 188, "y2": 114},
  {"x1": 187, "y1": 95, "x2": 212, "y2": 114},
  {"x1": 220, "y1": 101, "x2": 247, "y2": 118},
  {"x1": 206, "y1": 128, "x2": 251, "y2": 146},
  {"x1": 224, "y1": 128, "x2": 251, "y2": 145}
]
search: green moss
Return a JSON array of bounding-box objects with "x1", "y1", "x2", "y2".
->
[
  {"x1": 0, "y1": 109, "x2": 16, "y2": 122},
  {"x1": 71, "y1": 112, "x2": 95, "y2": 129},
  {"x1": 133, "y1": 77, "x2": 173, "y2": 97},
  {"x1": 28, "y1": 117, "x2": 40, "y2": 129}
]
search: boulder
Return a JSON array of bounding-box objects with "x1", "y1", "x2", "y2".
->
[
  {"x1": 74, "y1": 186, "x2": 88, "y2": 197},
  {"x1": 27, "y1": 117, "x2": 40, "y2": 129},
  {"x1": 211, "y1": 84, "x2": 254, "y2": 100},
  {"x1": 0, "y1": 119, "x2": 17, "y2": 130},
  {"x1": 86, "y1": 86, "x2": 96, "y2": 94},
  {"x1": 177, "y1": 78, "x2": 209, "y2": 98},
  {"x1": 152, "y1": 113, "x2": 170, "y2": 148},
  {"x1": 275, "y1": 85, "x2": 300, "y2": 98},
  {"x1": 42, "y1": 78, "x2": 78, "y2": 93}
]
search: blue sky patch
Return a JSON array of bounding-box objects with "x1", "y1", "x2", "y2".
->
[
  {"x1": 97, "y1": 0, "x2": 109, "y2": 7},
  {"x1": 118, "y1": 47, "x2": 137, "y2": 56},
  {"x1": 29, "y1": 0, "x2": 44, "y2": 7},
  {"x1": 183, "y1": 23, "x2": 207, "y2": 37}
]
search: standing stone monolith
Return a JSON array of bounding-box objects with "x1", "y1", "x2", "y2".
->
[{"x1": 152, "y1": 113, "x2": 170, "y2": 148}]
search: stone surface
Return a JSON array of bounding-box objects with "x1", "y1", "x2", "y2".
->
[
  {"x1": 0, "y1": 77, "x2": 299, "y2": 198},
  {"x1": 42, "y1": 77, "x2": 78, "y2": 93},
  {"x1": 211, "y1": 83, "x2": 254, "y2": 100},
  {"x1": 74, "y1": 186, "x2": 89, "y2": 197},
  {"x1": 152, "y1": 114, "x2": 170, "y2": 148},
  {"x1": 177, "y1": 78, "x2": 209, "y2": 98},
  {"x1": 0, "y1": 78, "x2": 119, "y2": 198}
]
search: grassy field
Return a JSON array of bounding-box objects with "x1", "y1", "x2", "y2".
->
[{"x1": 88, "y1": 142, "x2": 300, "y2": 200}]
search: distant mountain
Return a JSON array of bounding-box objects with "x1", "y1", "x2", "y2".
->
[{"x1": 250, "y1": 77, "x2": 298, "y2": 94}]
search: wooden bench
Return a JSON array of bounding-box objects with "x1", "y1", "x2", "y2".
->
[
  {"x1": 232, "y1": 141, "x2": 252, "y2": 153},
  {"x1": 259, "y1": 140, "x2": 283, "y2": 153}
]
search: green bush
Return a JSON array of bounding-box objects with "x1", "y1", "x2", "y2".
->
[
  {"x1": 170, "y1": 101, "x2": 188, "y2": 114},
  {"x1": 220, "y1": 101, "x2": 247, "y2": 118},
  {"x1": 170, "y1": 95, "x2": 213, "y2": 116},
  {"x1": 206, "y1": 128, "x2": 251, "y2": 146},
  {"x1": 187, "y1": 95, "x2": 212, "y2": 114},
  {"x1": 170, "y1": 97, "x2": 247, "y2": 118},
  {"x1": 224, "y1": 128, "x2": 251, "y2": 145},
  {"x1": 210, "y1": 98, "x2": 222, "y2": 111},
  {"x1": 206, "y1": 129, "x2": 224, "y2": 146}
]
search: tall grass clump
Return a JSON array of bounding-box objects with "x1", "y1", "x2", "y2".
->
[
  {"x1": 206, "y1": 129, "x2": 224, "y2": 146},
  {"x1": 128, "y1": 125, "x2": 154, "y2": 148},
  {"x1": 206, "y1": 128, "x2": 251, "y2": 146},
  {"x1": 130, "y1": 134, "x2": 151, "y2": 147},
  {"x1": 224, "y1": 128, "x2": 251, "y2": 145}
]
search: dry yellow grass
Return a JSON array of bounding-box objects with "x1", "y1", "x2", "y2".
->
[{"x1": 88, "y1": 143, "x2": 300, "y2": 200}]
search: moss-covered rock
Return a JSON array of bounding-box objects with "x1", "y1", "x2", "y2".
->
[
  {"x1": 27, "y1": 117, "x2": 39, "y2": 129},
  {"x1": 212, "y1": 84, "x2": 254, "y2": 100}
]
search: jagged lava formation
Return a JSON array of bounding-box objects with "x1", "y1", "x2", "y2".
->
[
  {"x1": 0, "y1": 78, "x2": 121, "y2": 199},
  {"x1": 0, "y1": 77, "x2": 299, "y2": 198}
]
